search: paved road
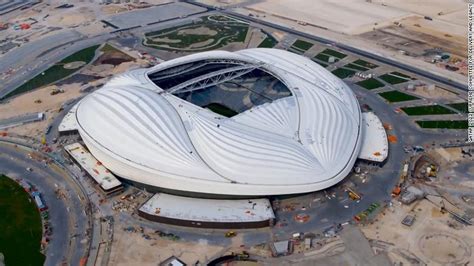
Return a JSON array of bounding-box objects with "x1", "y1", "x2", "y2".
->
[
  {"x1": 0, "y1": 1, "x2": 468, "y2": 257},
  {"x1": 0, "y1": 141, "x2": 90, "y2": 266},
  {"x1": 0, "y1": 112, "x2": 43, "y2": 130},
  {"x1": 0, "y1": 3, "x2": 210, "y2": 100},
  {"x1": 107, "y1": 2, "x2": 206, "y2": 29}
]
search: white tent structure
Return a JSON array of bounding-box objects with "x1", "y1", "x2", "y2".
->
[{"x1": 71, "y1": 48, "x2": 386, "y2": 196}]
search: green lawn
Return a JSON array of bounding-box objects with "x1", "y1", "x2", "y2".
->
[
  {"x1": 321, "y1": 48, "x2": 347, "y2": 59},
  {"x1": 0, "y1": 175, "x2": 45, "y2": 266},
  {"x1": 143, "y1": 15, "x2": 249, "y2": 52},
  {"x1": 356, "y1": 78, "x2": 385, "y2": 90},
  {"x1": 378, "y1": 73, "x2": 410, "y2": 85},
  {"x1": 447, "y1": 102, "x2": 468, "y2": 113},
  {"x1": 314, "y1": 53, "x2": 331, "y2": 62},
  {"x1": 2, "y1": 45, "x2": 99, "y2": 100},
  {"x1": 332, "y1": 68, "x2": 356, "y2": 79},
  {"x1": 391, "y1": 71, "x2": 412, "y2": 79},
  {"x1": 352, "y1": 59, "x2": 378, "y2": 69},
  {"x1": 288, "y1": 47, "x2": 305, "y2": 54},
  {"x1": 379, "y1": 91, "x2": 419, "y2": 102},
  {"x1": 312, "y1": 59, "x2": 328, "y2": 67},
  {"x1": 344, "y1": 63, "x2": 369, "y2": 71},
  {"x1": 416, "y1": 120, "x2": 468, "y2": 129},
  {"x1": 204, "y1": 103, "x2": 238, "y2": 117},
  {"x1": 401, "y1": 105, "x2": 457, "y2": 116},
  {"x1": 291, "y1": 39, "x2": 313, "y2": 51},
  {"x1": 60, "y1": 45, "x2": 99, "y2": 64},
  {"x1": 258, "y1": 36, "x2": 278, "y2": 48}
]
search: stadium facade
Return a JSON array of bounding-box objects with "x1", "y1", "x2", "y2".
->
[{"x1": 69, "y1": 48, "x2": 387, "y2": 196}]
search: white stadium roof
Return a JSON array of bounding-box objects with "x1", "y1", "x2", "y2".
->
[{"x1": 71, "y1": 48, "x2": 387, "y2": 196}]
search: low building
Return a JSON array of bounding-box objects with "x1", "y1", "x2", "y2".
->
[{"x1": 138, "y1": 193, "x2": 274, "y2": 229}]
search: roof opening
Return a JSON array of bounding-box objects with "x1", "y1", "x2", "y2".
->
[{"x1": 148, "y1": 59, "x2": 292, "y2": 117}]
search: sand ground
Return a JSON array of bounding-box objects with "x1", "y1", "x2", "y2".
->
[
  {"x1": 48, "y1": 7, "x2": 96, "y2": 27},
  {"x1": 247, "y1": 0, "x2": 410, "y2": 35},
  {"x1": 362, "y1": 199, "x2": 474, "y2": 265},
  {"x1": 109, "y1": 224, "x2": 227, "y2": 265},
  {"x1": 0, "y1": 83, "x2": 82, "y2": 136},
  {"x1": 0, "y1": 83, "x2": 81, "y2": 120},
  {"x1": 0, "y1": 55, "x2": 144, "y2": 138},
  {"x1": 404, "y1": 86, "x2": 465, "y2": 102}
]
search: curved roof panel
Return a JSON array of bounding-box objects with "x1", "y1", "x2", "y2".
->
[{"x1": 75, "y1": 48, "x2": 363, "y2": 196}]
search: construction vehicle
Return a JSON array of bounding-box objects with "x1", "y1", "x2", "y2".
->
[
  {"x1": 235, "y1": 251, "x2": 249, "y2": 260},
  {"x1": 45, "y1": 125, "x2": 52, "y2": 135},
  {"x1": 50, "y1": 88, "x2": 64, "y2": 95},
  {"x1": 346, "y1": 187, "x2": 361, "y2": 200},
  {"x1": 428, "y1": 165, "x2": 437, "y2": 177},
  {"x1": 225, "y1": 231, "x2": 236, "y2": 238},
  {"x1": 392, "y1": 186, "x2": 401, "y2": 196}
]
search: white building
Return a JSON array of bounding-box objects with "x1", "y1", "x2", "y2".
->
[{"x1": 67, "y1": 48, "x2": 387, "y2": 196}]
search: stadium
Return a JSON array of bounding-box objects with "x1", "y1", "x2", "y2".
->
[{"x1": 65, "y1": 48, "x2": 388, "y2": 196}]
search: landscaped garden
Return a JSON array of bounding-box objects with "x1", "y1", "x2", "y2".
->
[
  {"x1": 292, "y1": 39, "x2": 313, "y2": 51},
  {"x1": 378, "y1": 91, "x2": 419, "y2": 102},
  {"x1": 312, "y1": 48, "x2": 347, "y2": 65},
  {"x1": 352, "y1": 59, "x2": 378, "y2": 69},
  {"x1": 356, "y1": 78, "x2": 385, "y2": 90},
  {"x1": 258, "y1": 35, "x2": 278, "y2": 48},
  {"x1": 401, "y1": 105, "x2": 457, "y2": 116},
  {"x1": 312, "y1": 59, "x2": 328, "y2": 67},
  {"x1": 143, "y1": 15, "x2": 250, "y2": 52},
  {"x1": 321, "y1": 48, "x2": 347, "y2": 59},
  {"x1": 378, "y1": 72, "x2": 412, "y2": 85},
  {"x1": 287, "y1": 39, "x2": 313, "y2": 54},
  {"x1": 447, "y1": 102, "x2": 468, "y2": 113},
  {"x1": 314, "y1": 53, "x2": 332, "y2": 62},
  {"x1": 415, "y1": 120, "x2": 468, "y2": 129},
  {"x1": 344, "y1": 63, "x2": 370, "y2": 71}
]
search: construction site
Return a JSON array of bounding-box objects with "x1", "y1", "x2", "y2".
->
[
  {"x1": 0, "y1": 1, "x2": 471, "y2": 265},
  {"x1": 203, "y1": 0, "x2": 467, "y2": 83}
]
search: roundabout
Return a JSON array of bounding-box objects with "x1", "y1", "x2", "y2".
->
[{"x1": 418, "y1": 232, "x2": 471, "y2": 264}]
